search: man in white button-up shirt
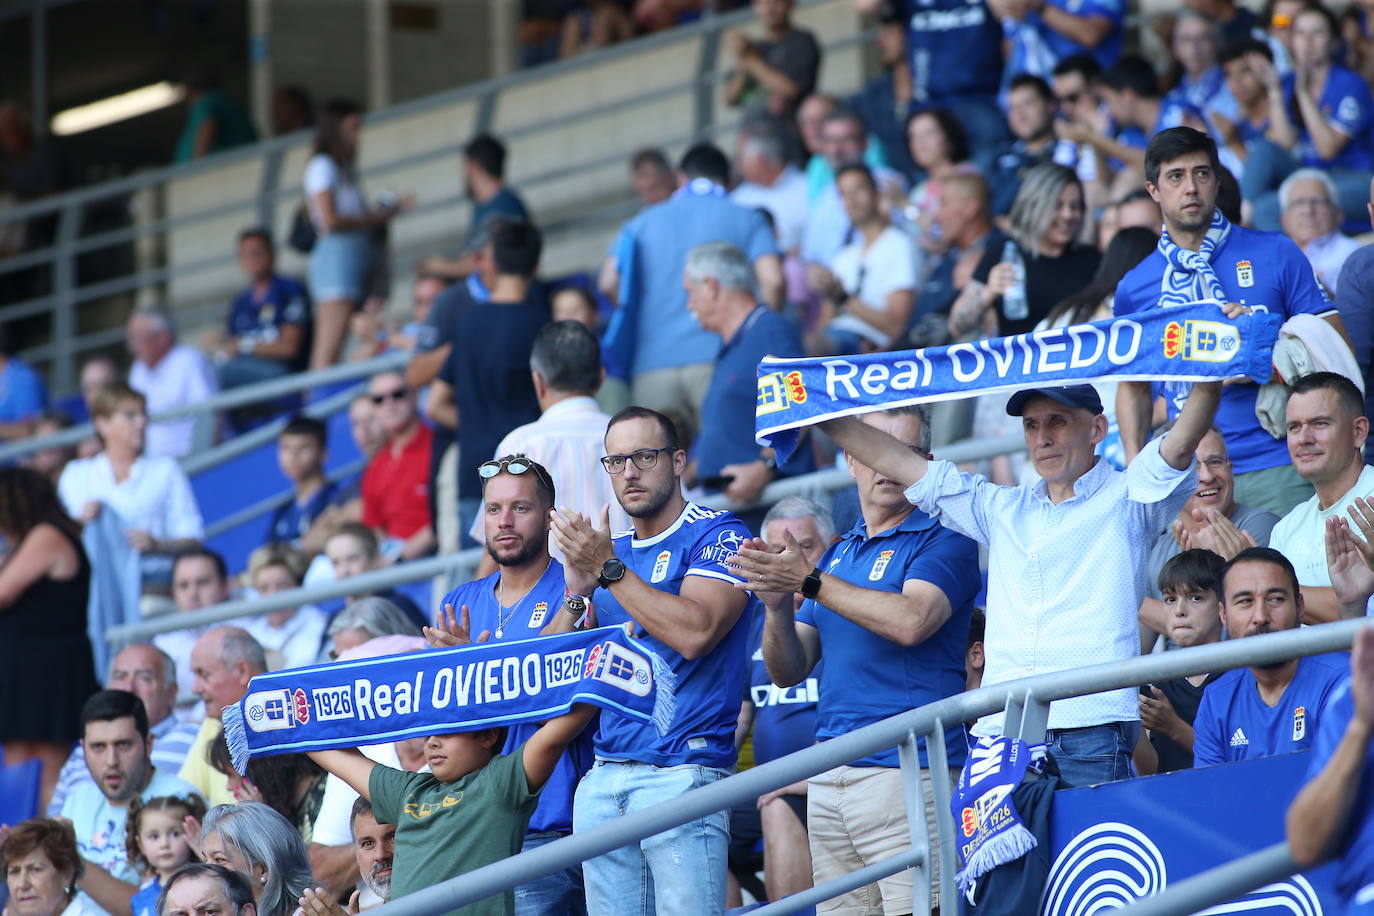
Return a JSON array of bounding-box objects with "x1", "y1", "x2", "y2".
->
[{"x1": 821, "y1": 379, "x2": 1222, "y2": 787}]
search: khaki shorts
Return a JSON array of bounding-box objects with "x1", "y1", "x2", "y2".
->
[{"x1": 808, "y1": 765, "x2": 959, "y2": 916}]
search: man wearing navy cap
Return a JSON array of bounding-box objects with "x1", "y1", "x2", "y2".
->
[{"x1": 817, "y1": 380, "x2": 1222, "y2": 788}]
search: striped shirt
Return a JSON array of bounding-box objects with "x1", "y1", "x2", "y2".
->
[
  {"x1": 47, "y1": 714, "x2": 203, "y2": 816},
  {"x1": 467, "y1": 396, "x2": 631, "y2": 551}
]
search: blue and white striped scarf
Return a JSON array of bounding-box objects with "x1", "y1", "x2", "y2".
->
[{"x1": 1157, "y1": 208, "x2": 1232, "y2": 308}]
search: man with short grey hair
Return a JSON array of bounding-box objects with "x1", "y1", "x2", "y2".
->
[
  {"x1": 1281, "y1": 167, "x2": 1363, "y2": 294},
  {"x1": 179, "y1": 626, "x2": 268, "y2": 808},
  {"x1": 467, "y1": 320, "x2": 630, "y2": 571},
  {"x1": 684, "y1": 242, "x2": 814, "y2": 514},
  {"x1": 127, "y1": 304, "x2": 218, "y2": 458},
  {"x1": 731, "y1": 122, "x2": 809, "y2": 253},
  {"x1": 46, "y1": 644, "x2": 203, "y2": 815}
]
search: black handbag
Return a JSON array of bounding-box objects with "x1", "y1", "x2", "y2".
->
[{"x1": 288, "y1": 202, "x2": 317, "y2": 253}]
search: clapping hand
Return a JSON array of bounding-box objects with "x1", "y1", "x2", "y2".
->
[
  {"x1": 1185, "y1": 508, "x2": 1256, "y2": 560},
  {"x1": 1326, "y1": 516, "x2": 1374, "y2": 617},
  {"x1": 728, "y1": 534, "x2": 808, "y2": 608},
  {"x1": 423, "y1": 604, "x2": 490, "y2": 649},
  {"x1": 549, "y1": 505, "x2": 615, "y2": 594},
  {"x1": 296, "y1": 887, "x2": 360, "y2": 916}
]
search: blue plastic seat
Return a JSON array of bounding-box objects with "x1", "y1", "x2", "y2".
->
[{"x1": 0, "y1": 758, "x2": 43, "y2": 824}]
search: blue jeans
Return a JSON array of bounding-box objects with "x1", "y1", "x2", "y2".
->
[
  {"x1": 1240, "y1": 137, "x2": 1373, "y2": 231},
  {"x1": 573, "y1": 759, "x2": 731, "y2": 916},
  {"x1": 1045, "y1": 721, "x2": 1139, "y2": 789},
  {"x1": 515, "y1": 831, "x2": 586, "y2": 916}
]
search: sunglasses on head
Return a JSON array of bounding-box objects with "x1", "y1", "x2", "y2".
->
[
  {"x1": 478, "y1": 456, "x2": 556, "y2": 495},
  {"x1": 371, "y1": 388, "x2": 408, "y2": 405}
]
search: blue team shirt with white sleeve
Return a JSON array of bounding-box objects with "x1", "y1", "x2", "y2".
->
[
  {"x1": 1002, "y1": 0, "x2": 1123, "y2": 97},
  {"x1": 796, "y1": 509, "x2": 979, "y2": 769},
  {"x1": 1303, "y1": 677, "x2": 1374, "y2": 908},
  {"x1": 590, "y1": 503, "x2": 758, "y2": 769},
  {"x1": 1282, "y1": 66, "x2": 1374, "y2": 171},
  {"x1": 1193, "y1": 652, "x2": 1349, "y2": 767},
  {"x1": 227, "y1": 275, "x2": 312, "y2": 369},
  {"x1": 747, "y1": 606, "x2": 821, "y2": 765},
  {"x1": 1114, "y1": 224, "x2": 1335, "y2": 475},
  {"x1": 438, "y1": 559, "x2": 595, "y2": 834}
]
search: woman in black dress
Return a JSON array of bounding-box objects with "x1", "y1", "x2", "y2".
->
[{"x1": 0, "y1": 467, "x2": 98, "y2": 809}]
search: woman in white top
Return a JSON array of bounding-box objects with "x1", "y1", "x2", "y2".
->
[
  {"x1": 57, "y1": 384, "x2": 203, "y2": 553},
  {"x1": 304, "y1": 99, "x2": 408, "y2": 371}
]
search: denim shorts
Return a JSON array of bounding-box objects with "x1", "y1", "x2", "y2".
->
[{"x1": 308, "y1": 229, "x2": 372, "y2": 302}]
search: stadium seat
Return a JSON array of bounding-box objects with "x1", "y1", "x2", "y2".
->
[{"x1": 0, "y1": 757, "x2": 43, "y2": 824}]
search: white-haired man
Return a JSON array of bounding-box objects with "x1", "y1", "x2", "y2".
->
[
  {"x1": 1281, "y1": 167, "x2": 1363, "y2": 294},
  {"x1": 126, "y1": 305, "x2": 218, "y2": 458}
]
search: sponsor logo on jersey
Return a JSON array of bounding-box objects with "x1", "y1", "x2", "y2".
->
[{"x1": 1230, "y1": 727, "x2": 1249, "y2": 748}]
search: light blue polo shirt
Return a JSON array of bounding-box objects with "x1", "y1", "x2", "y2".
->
[{"x1": 618, "y1": 181, "x2": 778, "y2": 376}]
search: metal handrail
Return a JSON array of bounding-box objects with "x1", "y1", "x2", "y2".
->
[
  {"x1": 102, "y1": 431, "x2": 1030, "y2": 644},
  {"x1": 1118, "y1": 844, "x2": 1301, "y2": 916},
  {"x1": 0, "y1": 349, "x2": 407, "y2": 464},
  {"x1": 367, "y1": 618, "x2": 1370, "y2": 916}
]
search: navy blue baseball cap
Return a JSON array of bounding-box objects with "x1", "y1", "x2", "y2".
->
[{"x1": 1006, "y1": 385, "x2": 1104, "y2": 416}]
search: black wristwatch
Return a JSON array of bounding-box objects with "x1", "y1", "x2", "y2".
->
[
  {"x1": 800, "y1": 567, "x2": 823, "y2": 600},
  {"x1": 597, "y1": 557, "x2": 627, "y2": 589}
]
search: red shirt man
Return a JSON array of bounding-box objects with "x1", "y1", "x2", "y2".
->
[{"x1": 360, "y1": 371, "x2": 436, "y2": 559}]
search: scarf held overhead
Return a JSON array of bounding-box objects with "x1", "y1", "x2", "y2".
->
[
  {"x1": 221, "y1": 626, "x2": 674, "y2": 774},
  {"x1": 755, "y1": 302, "x2": 1280, "y2": 462}
]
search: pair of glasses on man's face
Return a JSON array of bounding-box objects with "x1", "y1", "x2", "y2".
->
[
  {"x1": 370, "y1": 388, "x2": 408, "y2": 405},
  {"x1": 600, "y1": 447, "x2": 674, "y2": 475},
  {"x1": 478, "y1": 456, "x2": 556, "y2": 495}
]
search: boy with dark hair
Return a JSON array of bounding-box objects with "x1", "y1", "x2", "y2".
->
[
  {"x1": 308, "y1": 705, "x2": 595, "y2": 916},
  {"x1": 266, "y1": 415, "x2": 336, "y2": 548},
  {"x1": 1135, "y1": 550, "x2": 1227, "y2": 775}
]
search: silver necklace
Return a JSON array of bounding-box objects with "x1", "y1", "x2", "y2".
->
[{"x1": 494, "y1": 577, "x2": 529, "y2": 639}]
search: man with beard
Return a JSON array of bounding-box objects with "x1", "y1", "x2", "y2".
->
[
  {"x1": 353, "y1": 798, "x2": 396, "y2": 903},
  {"x1": 61, "y1": 690, "x2": 199, "y2": 916},
  {"x1": 547, "y1": 407, "x2": 757, "y2": 916},
  {"x1": 1116, "y1": 127, "x2": 1348, "y2": 517},
  {"x1": 1192, "y1": 547, "x2": 1349, "y2": 766},
  {"x1": 427, "y1": 454, "x2": 593, "y2": 916}
]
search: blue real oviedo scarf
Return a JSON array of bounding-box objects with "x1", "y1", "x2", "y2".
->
[
  {"x1": 952, "y1": 737, "x2": 1048, "y2": 892},
  {"x1": 221, "y1": 626, "x2": 674, "y2": 774},
  {"x1": 755, "y1": 301, "x2": 1280, "y2": 463}
]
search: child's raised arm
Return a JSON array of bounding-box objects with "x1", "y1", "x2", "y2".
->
[
  {"x1": 307, "y1": 748, "x2": 378, "y2": 800},
  {"x1": 522, "y1": 704, "x2": 597, "y2": 792}
]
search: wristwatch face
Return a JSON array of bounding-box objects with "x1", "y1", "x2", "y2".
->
[{"x1": 599, "y1": 558, "x2": 626, "y2": 584}]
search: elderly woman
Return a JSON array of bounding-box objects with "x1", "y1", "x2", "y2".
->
[
  {"x1": 199, "y1": 803, "x2": 312, "y2": 916},
  {"x1": 325, "y1": 595, "x2": 421, "y2": 660},
  {"x1": 2, "y1": 819, "x2": 100, "y2": 916}
]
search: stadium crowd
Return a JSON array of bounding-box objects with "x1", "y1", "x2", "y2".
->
[{"x1": 6, "y1": 0, "x2": 1374, "y2": 913}]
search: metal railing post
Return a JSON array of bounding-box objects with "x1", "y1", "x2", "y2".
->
[
  {"x1": 898, "y1": 730, "x2": 932, "y2": 915},
  {"x1": 924, "y1": 720, "x2": 959, "y2": 913},
  {"x1": 694, "y1": 30, "x2": 722, "y2": 141},
  {"x1": 51, "y1": 201, "x2": 80, "y2": 395},
  {"x1": 1003, "y1": 689, "x2": 1051, "y2": 745}
]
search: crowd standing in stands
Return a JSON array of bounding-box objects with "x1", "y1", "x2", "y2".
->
[{"x1": 14, "y1": 3, "x2": 1374, "y2": 914}]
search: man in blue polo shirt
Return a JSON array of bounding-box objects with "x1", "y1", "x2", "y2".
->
[
  {"x1": 1193, "y1": 547, "x2": 1348, "y2": 767},
  {"x1": 428, "y1": 454, "x2": 593, "y2": 916},
  {"x1": 548, "y1": 407, "x2": 757, "y2": 916},
  {"x1": 218, "y1": 227, "x2": 311, "y2": 389},
  {"x1": 602, "y1": 144, "x2": 781, "y2": 444},
  {"x1": 1287, "y1": 629, "x2": 1374, "y2": 914},
  {"x1": 1116, "y1": 127, "x2": 1348, "y2": 517},
  {"x1": 684, "y1": 242, "x2": 814, "y2": 527},
  {"x1": 731, "y1": 405, "x2": 980, "y2": 916}
]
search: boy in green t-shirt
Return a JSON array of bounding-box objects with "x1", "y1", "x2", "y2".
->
[{"x1": 308, "y1": 704, "x2": 596, "y2": 916}]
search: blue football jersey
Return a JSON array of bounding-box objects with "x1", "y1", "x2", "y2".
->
[
  {"x1": 1304, "y1": 677, "x2": 1374, "y2": 905},
  {"x1": 591, "y1": 503, "x2": 758, "y2": 768},
  {"x1": 747, "y1": 606, "x2": 820, "y2": 765},
  {"x1": 1193, "y1": 652, "x2": 1349, "y2": 767},
  {"x1": 439, "y1": 559, "x2": 595, "y2": 833}
]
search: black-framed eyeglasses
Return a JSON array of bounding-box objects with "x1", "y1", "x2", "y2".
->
[
  {"x1": 601, "y1": 447, "x2": 673, "y2": 475},
  {"x1": 370, "y1": 388, "x2": 408, "y2": 405},
  {"x1": 478, "y1": 455, "x2": 556, "y2": 497}
]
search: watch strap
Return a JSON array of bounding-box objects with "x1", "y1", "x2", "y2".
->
[{"x1": 800, "y1": 567, "x2": 823, "y2": 600}]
